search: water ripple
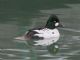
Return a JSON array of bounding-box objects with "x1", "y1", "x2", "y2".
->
[{"x1": 0, "y1": 49, "x2": 30, "y2": 52}]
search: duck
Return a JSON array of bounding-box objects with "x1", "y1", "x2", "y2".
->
[{"x1": 15, "y1": 14, "x2": 63, "y2": 45}]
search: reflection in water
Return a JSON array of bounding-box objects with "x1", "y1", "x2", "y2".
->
[
  {"x1": 47, "y1": 43, "x2": 59, "y2": 55},
  {"x1": 14, "y1": 38, "x2": 60, "y2": 59},
  {"x1": 21, "y1": 38, "x2": 60, "y2": 55},
  {"x1": 0, "y1": 37, "x2": 62, "y2": 60}
]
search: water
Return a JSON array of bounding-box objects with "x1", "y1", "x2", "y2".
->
[{"x1": 0, "y1": 0, "x2": 80, "y2": 60}]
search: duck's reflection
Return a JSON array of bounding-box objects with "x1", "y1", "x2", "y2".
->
[
  {"x1": 14, "y1": 38, "x2": 59, "y2": 55},
  {"x1": 47, "y1": 43, "x2": 59, "y2": 54},
  {"x1": 27, "y1": 38, "x2": 59, "y2": 54}
]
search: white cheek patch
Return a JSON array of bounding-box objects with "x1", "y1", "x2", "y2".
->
[{"x1": 55, "y1": 23, "x2": 59, "y2": 26}]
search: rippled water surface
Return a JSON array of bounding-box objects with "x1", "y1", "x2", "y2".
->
[{"x1": 0, "y1": 0, "x2": 80, "y2": 60}]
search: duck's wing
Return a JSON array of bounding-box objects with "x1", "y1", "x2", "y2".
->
[{"x1": 25, "y1": 27, "x2": 44, "y2": 39}]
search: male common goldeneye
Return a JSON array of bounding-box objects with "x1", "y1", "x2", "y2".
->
[{"x1": 15, "y1": 14, "x2": 63, "y2": 45}]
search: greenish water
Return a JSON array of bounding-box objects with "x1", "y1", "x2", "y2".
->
[{"x1": 0, "y1": 0, "x2": 80, "y2": 60}]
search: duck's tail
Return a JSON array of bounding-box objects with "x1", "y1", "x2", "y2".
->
[
  {"x1": 14, "y1": 36, "x2": 29, "y2": 40},
  {"x1": 14, "y1": 31, "x2": 29, "y2": 40}
]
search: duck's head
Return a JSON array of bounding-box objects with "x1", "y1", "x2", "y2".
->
[{"x1": 45, "y1": 14, "x2": 63, "y2": 29}]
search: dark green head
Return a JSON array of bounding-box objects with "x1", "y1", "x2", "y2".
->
[{"x1": 45, "y1": 14, "x2": 63, "y2": 29}]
